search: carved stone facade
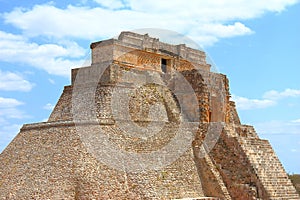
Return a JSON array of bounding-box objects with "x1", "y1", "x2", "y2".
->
[{"x1": 0, "y1": 32, "x2": 299, "y2": 200}]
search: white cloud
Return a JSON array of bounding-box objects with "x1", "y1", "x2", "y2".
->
[
  {"x1": 48, "y1": 78, "x2": 55, "y2": 84},
  {"x1": 4, "y1": 1, "x2": 295, "y2": 46},
  {"x1": 0, "y1": 70, "x2": 34, "y2": 91},
  {"x1": 0, "y1": 97, "x2": 23, "y2": 108},
  {"x1": 233, "y1": 88, "x2": 300, "y2": 110},
  {"x1": 231, "y1": 95, "x2": 276, "y2": 110},
  {"x1": 0, "y1": 31, "x2": 86, "y2": 76},
  {"x1": 0, "y1": 123, "x2": 22, "y2": 153},
  {"x1": 0, "y1": 97, "x2": 28, "y2": 152},
  {"x1": 43, "y1": 103, "x2": 55, "y2": 110},
  {"x1": 186, "y1": 22, "x2": 253, "y2": 46},
  {"x1": 0, "y1": 97, "x2": 27, "y2": 119},
  {"x1": 93, "y1": 0, "x2": 125, "y2": 9},
  {"x1": 263, "y1": 88, "x2": 300, "y2": 100},
  {"x1": 192, "y1": 22, "x2": 254, "y2": 38},
  {"x1": 0, "y1": 0, "x2": 298, "y2": 77},
  {"x1": 0, "y1": 108, "x2": 26, "y2": 119},
  {"x1": 255, "y1": 120, "x2": 300, "y2": 135},
  {"x1": 128, "y1": 0, "x2": 298, "y2": 17},
  {"x1": 292, "y1": 119, "x2": 300, "y2": 123}
]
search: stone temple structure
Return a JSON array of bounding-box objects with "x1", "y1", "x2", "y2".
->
[{"x1": 0, "y1": 31, "x2": 299, "y2": 200}]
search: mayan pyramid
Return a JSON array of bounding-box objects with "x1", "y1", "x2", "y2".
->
[{"x1": 0, "y1": 31, "x2": 299, "y2": 199}]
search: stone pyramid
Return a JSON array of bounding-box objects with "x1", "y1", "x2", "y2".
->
[{"x1": 0, "y1": 32, "x2": 299, "y2": 200}]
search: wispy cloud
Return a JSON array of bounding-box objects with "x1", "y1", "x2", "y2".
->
[
  {"x1": 0, "y1": 123, "x2": 22, "y2": 153},
  {"x1": 263, "y1": 88, "x2": 300, "y2": 100},
  {"x1": 43, "y1": 103, "x2": 55, "y2": 110},
  {"x1": 0, "y1": 70, "x2": 34, "y2": 92},
  {"x1": 0, "y1": 97, "x2": 27, "y2": 119},
  {"x1": 0, "y1": 0, "x2": 297, "y2": 77},
  {"x1": 292, "y1": 119, "x2": 300, "y2": 123},
  {"x1": 0, "y1": 97, "x2": 28, "y2": 151},
  {"x1": 0, "y1": 97, "x2": 23, "y2": 108},
  {"x1": 48, "y1": 78, "x2": 55, "y2": 84},
  {"x1": 231, "y1": 95, "x2": 276, "y2": 110},
  {"x1": 0, "y1": 31, "x2": 86, "y2": 76},
  {"x1": 125, "y1": 0, "x2": 298, "y2": 16},
  {"x1": 233, "y1": 88, "x2": 300, "y2": 110},
  {"x1": 4, "y1": 1, "x2": 296, "y2": 46},
  {"x1": 93, "y1": 0, "x2": 126, "y2": 9},
  {"x1": 255, "y1": 119, "x2": 300, "y2": 135}
]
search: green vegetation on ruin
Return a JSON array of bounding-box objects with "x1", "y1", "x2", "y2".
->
[{"x1": 289, "y1": 174, "x2": 300, "y2": 194}]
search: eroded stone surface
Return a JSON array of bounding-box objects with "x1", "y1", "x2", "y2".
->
[{"x1": 0, "y1": 32, "x2": 299, "y2": 200}]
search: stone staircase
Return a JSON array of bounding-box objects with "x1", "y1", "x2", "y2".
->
[{"x1": 238, "y1": 136, "x2": 300, "y2": 199}]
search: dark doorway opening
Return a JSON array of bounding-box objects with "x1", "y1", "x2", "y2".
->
[{"x1": 161, "y1": 58, "x2": 167, "y2": 73}]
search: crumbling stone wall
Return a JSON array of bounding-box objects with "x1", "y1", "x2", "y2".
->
[{"x1": 209, "y1": 125, "x2": 267, "y2": 199}]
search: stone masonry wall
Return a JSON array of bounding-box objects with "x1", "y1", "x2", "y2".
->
[
  {"x1": 48, "y1": 86, "x2": 73, "y2": 122},
  {"x1": 45, "y1": 55, "x2": 299, "y2": 200},
  {"x1": 235, "y1": 127, "x2": 300, "y2": 199},
  {"x1": 11, "y1": 62, "x2": 206, "y2": 199},
  {"x1": 0, "y1": 122, "x2": 204, "y2": 199},
  {"x1": 205, "y1": 124, "x2": 300, "y2": 200},
  {"x1": 92, "y1": 31, "x2": 208, "y2": 66},
  {"x1": 208, "y1": 125, "x2": 267, "y2": 199},
  {"x1": 1, "y1": 32, "x2": 299, "y2": 200}
]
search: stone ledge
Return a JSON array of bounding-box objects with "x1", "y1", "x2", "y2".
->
[
  {"x1": 20, "y1": 120, "x2": 111, "y2": 131},
  {"x1": 20, "y1": 119, "x2": 178, "y2": 131}
]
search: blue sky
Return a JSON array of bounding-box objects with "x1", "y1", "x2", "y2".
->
[{"x1": 0, "y1": 0, "x2": 299, "y2": 173}]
